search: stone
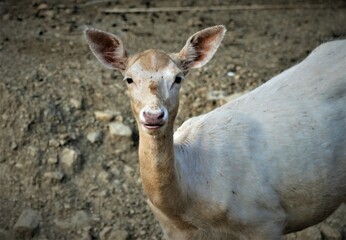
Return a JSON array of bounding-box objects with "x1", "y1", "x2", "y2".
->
[
  {"x1": 37, "y1": 3, "x2": 48, "y2": 10},
  {"x1": 60, "y1": 148, "x2": 82, "y2": 174},
  {"x1": 47, "y1": 155, "x2": 58, "y2": 165},
  {"x1": 87, "y1": 130, "x2": 103, "y2": 143},
  {"x1": 14, "y1": 209, "x2": 40, "y2": 239},
  {"x1": 70, "y1": 211, "x2": 92, "y2": 228},
  {"x1": 43, "y1": 171, "x2": 64, "y2": 184},
  {"x1": 207, "y1": 90, "x2": 228, "y2": 100},
  {"x1": 94, "y1": 110, "x2": 118, "y2": 122},
  {"x1": 285, "y1": 225, "x2": 321, "y2": 240},
  {"x1": 54, "y1": 210, "x2": 91, "y2": 230},
  {"x1": 108, "y1": 122, "x2": 132, "y2": 138},
  {"x1": 321, "y1": 223, "x2": 342, "y2": 240},
  {"x1": 97, "y1": 170, "x2": 111, "y2": 184},
  {"x1": 70, "y1": 98, "x2": 83, "y2": 110},
  {"x1": 100, "y1": 227, "x2": 128, "y2": 240},
  {"x1": 27, "y1": 146, "x2": 41, "y2": 164},
  {"x1": 227, "y1": 71, "x2": 235, "y2": 77},
  {"x1": 48, "y1": 138, "x2": 60, "y2": 148}
]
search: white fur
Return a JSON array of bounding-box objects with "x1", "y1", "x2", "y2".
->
[{"x1": 171, "y1": 40, "x2": 346, "y2": 239}]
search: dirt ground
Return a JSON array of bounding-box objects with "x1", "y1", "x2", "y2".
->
[{"x1": 0, "y1": 0, "x2": 345, "y2": 239}]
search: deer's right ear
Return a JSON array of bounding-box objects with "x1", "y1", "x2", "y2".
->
[{"x1": 84, "y1": 28, "x2": 128, "y2": 74}]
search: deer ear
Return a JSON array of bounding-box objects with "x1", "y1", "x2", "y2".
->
[
  {"x1": 84, "y1": 28, "x2": 128, "y2": 74},
  {"x1": 178, "y1": 25, "x2": 226, "y2": 71}
]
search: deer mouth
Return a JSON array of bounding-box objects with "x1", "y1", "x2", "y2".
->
[{"x1": 141, "y1": 121, "x2": 164, "y2": 130}]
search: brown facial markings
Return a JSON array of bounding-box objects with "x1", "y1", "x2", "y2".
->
[
  {"x1": 137, "y1": 49, "x2": 171, "y2": 71},
  {"x1": 149, "y1": 81, "x2": 158, "y2": 96}
]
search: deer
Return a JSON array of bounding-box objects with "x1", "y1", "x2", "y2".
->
[{"x1": 84, "y1": 25, "x2": 346, "y2": 239}]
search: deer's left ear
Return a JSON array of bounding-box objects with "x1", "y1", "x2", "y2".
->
[{"x1": 178, "y1": 25, "x2": 226, "y2": 71}]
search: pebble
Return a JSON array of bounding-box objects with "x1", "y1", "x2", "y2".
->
[
  {"x1": 11, "y1": 141, "x2": 18, "y2": 150},
  {"x1": 70, "y1": 98, "x2": 83, "y2": 110},
  {"x1": 108, "y1": 122, "x2": 132, "y2": 138},
  {"x1": 28, "y1": 146, "x2": 41, "y2": 160},
  {"x1": 60, "y1": 148, "x2": 82, "y2": 174},
  {"x1": 54, "y1": 210, "x2": 91, "y2": 230},
  {"x1": 95, "y1": 110, "x2": 118, "y2": 122},
  {"x1": 87, "y1": 130, "x2": 103, "y2": 143},
  {"x1": 207, "y1": 90, "x2": 228, "y2": 100},
  {"x1": 320, "y1": 223, "x2": 342, "y2": 240},
  {"x1": 47, "y1": 155, "x2": 58, "y2": 165},
  {"x1": 286, "y1": 225, "x2": 321, "y2": 240},
  {"x1": 99, "y1": 227, "x2": 129, "y2": 240},
  {"x1": 37, "y1": 3, "x2": 49, "y2": 10},
  {"x1": 49, "y1": 138, "x2": 60, "y2": 148},
  {"x1": 14, "y1": 208, "x2": 40, "y2": 239},
  {"x1": 97, "y1": 170, "x2": 111, "y2": 184},
  {"x1": 227, "y1": 71, "x2": 235, "y2": 77},
  {"x1": 71, "y1": 211, "x2": 92, "y2": 228},
  {"x1": 43, "y1": 171, "x2": 64, "y2": 184}
]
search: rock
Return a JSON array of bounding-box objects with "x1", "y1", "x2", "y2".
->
[
  {"x1": 48, "y1": 138, "x2": 60, "y2": 148},
  {"x1": 97, "y1": 170, "x2": 111, "y2": 184},
  {"x1": 27, "y1": 146, "x2": 41, "y2": 164},
  {"x1": 94, "y1": 110, "x2": 118, "y2": 122},
  {"x1": 70, "y1": 211, "x2": 92, "y2": 228},
  {"x1": 37, "y1": 3, "x2": 49, "y2": 10},
  {"x1": 11, "y1": 141, "x2": 18, "y2": 150},
  {"x1": 43, "y1": 171, "x2": 64, "y2": 184},
  {"x1": 42, "y1": 10, "x2": 55, "y2": 19},
  {"x1": 100, "y1": 227, "x2": 128, "y2": 240},
  {"x1": 227, "y1": 71, "x2": 235, "y2": 77},
  {"x1": 207, "y1": 90, "x2": 228, "y2": 100},
  {"x1": 54, "y1": 210, "x2": 91, "y2": 230},
  {"x1": 321, "y1": 223, "x2": 342, "y2": 240},
  {"x1": 14, "y1": 209, "x2": 40, "y2": 239},
  {"x1": 87, "y1": 130, "x2": 103, "y2": 143},
  {"x1": 70, "y1": 98, "x2": 83, "y2": 110},
  {"x1": 47, "y1": 155, "x2": 58, "y2": 165},
  {"x1": 285, "y1": 225, "x2": 321, "y2": 240},
  {"x1": 109, "y1": 122, "x2": 132, "y2": 138},
  {"x1": 60, "y1": 148, "x2": 82, "y2": 174}
]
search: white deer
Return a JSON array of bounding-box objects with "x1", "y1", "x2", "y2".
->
[{"x1": 85, "y1": 26, "x2": 346, "y2": 239}]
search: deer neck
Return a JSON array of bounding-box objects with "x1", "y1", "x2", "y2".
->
[{"x1": 138, "y1": 125, "x2": 185, "y2": 218}]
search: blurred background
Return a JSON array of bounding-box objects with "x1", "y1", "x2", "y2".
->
[{"x1": 0, "y1": 0, "x2": 345, "y2": 239}]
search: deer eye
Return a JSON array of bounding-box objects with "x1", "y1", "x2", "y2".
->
[
  {"x1": 174, "y1": 76, "x2": 183, "y2": 84},
  {"x1": 125, "y1": 78, "x2": 133, "y2": 84}
]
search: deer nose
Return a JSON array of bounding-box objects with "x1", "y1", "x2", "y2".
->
[
  {"x1": 140, "y1": 107, "x2": 168, "y2": 129},
  {"x1": 143, "y1": 110, "x2": 164, "y2": 122}
]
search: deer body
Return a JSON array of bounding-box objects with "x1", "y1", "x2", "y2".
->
[{"x1": 85, "y1": 26, "x2": 346, "y2": 239}]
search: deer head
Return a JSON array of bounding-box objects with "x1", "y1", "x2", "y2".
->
[{"x1": 85, "y1": 26, "x2": 226, "y2": 136}]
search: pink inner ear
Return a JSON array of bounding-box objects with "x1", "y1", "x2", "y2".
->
[
  {"x1": 180, "y1": 26, "x2": 225, "y2": 71},
  {"x1": 86, "y1": 29, "x2": 127, "y2": 71}
]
